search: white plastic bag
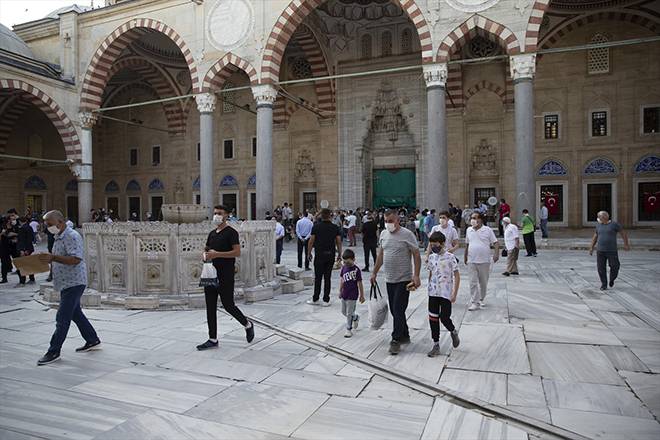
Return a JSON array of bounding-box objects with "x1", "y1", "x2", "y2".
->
[
  {"x1": 199, "y1": 262, "x2": 219, "y2": 287},
  {"x1": 368, "y1": 282, "x2": 389, "y2": 330}
]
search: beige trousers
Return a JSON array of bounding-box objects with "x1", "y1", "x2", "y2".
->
[
  {"x1": 468, "y1": 262, "x2": 490, "y2": 305},
  {"x1": 506, "y1": 247, "x2": 519, "y2": 274}
]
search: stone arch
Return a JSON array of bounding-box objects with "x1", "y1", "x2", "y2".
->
[
  {"x1": 465, "y1": 80, "x2": 506, "y2": 104},
  {"x1": 583, "y1": 156, "x2": 618, "y2": 175},
  {"x1": 220, "y1": 175, "x2": 239, "y2": 187},
  {"x1": 437, "y1": 15, "x2": 522, "y2": 63},
  {"x1": 260, "y1": 0, "x2": 433, "y2": 83},
  {"x1": 202, "y1": 53, "x2": 259, "y2": 93},
  {"x1": 537, "y1": 158, "x2": 568, "y2": 176},
  {"x1": 524, "y1": 0, "x2": 551, "y2": 52},
  {"x1": 634, "y1": 154, "x2": 660, "y2": 174},
  {"x1": 24, "y1": 175, "x2": 47, "y2": 190},
  {"x1": 0, "y1": 79, "x2": 81, "y2": 161},
  {"x1": 80, "y1": 18, "x2": 199, "y2": 111}
]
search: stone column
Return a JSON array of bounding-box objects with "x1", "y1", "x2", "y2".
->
[
  {"x1": 423, "y1": 63, "x2": 449, "y2": 211},
  {"x1": 77, "y1": 111, "x2": 96, "y2": 224},
  {"x1": 510, "y1": 54, "x2": 537, "y2": 220},
  {"x1": 251, "y1": 85, "x2": 277, "y2": 219},
  {"x1": 195, "y1": 93, "x2": 217, "y2": 218}
]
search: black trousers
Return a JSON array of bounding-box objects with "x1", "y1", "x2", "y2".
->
[
  {"x1": 16, "y1": 251, "x2": 35, "y2": 283},
  {"x1": 597, "y1": 251, "x2": 620, "y2": 287},
  {"x1": 386, "y1": 281, "x2": 410, "y2": 342},
  {"x1": 523, "y1": 232, "x2": 537, "y2": 256},
  {"x1": 1, "y1": 254, "x2": 11, "y2": 280},
  {"x1": 204, "y1": 273, "x2": 248, "y2": 340},
  {"x1": 297, "y1": 238, "x2": 309, "y2": 269},
  {"x1": 428, "y1": 296, "x2": 455, "y2": 342},
  {"x1": 363, "y1": 242, "x2": 377, "y2": 269},
  {"x1": 275, "y1": 238, "x2": 283, "y2": 264},
  {"x1": 313, "y1": 258, "x2": 334, "y2": 302}
]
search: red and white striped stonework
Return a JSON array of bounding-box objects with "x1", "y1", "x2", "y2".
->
[
  {"x1": 260, "y1": 0, "x2": 434, "y2": 84},
  {"x1": 436, "y1": 15, "x2": 521, "y2": 63},
  {"x1": 465, "y1": 79, "x2": 506, "y2": 105},
  {"x1": 80, "y1": 18, "x2": 199, "y2": 112},
  {"x1": 201, "y1": 53, "x2": 259, "y2": 93},
  {"x1": 445, "y1": 62, "x2": 463, "y2": 111},
  {"x1": 0, "y1": 79, "x2": 81, "y2": 162},
  {"x1": 292, "y1": 26, "x2": 335, "y2": 116},
  {"x1": 0, "y1": 95, "x2": 30, "y2": 162},
  {"x1": 525, "y1": 0, "x2": 551, "y2": 52}
]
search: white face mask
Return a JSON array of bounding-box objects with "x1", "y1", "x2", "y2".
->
[
  {"x1": 596, "y1": 217, "x2": 603, "y2": 224},
  {"x1": 11, "y1": 220, "x2": 16, "y2": 226},
  {"x1": 385, "y1": 223, "x2": 396, "y2": 232},
  {"x1": 440, "y1": 219, "x2": 448, "y2": 227},
  {"x1": 47, "y1": 225, "x2": 60, "y2": 235},
  {"x1": 470, "y1": 219, "x2": 478, "y2": 227},
  {"x1": 212, "y1": 214, "x2": 224, "y2": 225}
]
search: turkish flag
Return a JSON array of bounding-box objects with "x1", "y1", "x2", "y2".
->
[
  {"x1": 546, "y1": 194, "x2": 559, "y2": 216},
  {"x1": 643, "y1": 192, "x2": 659, "y2": 213}
]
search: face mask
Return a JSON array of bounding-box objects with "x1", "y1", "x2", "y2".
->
[
  {"x1": 596, "y1": 218, "x2": 602, "y2": 224},
  {"x1": 11, "y1": 220, "x2": 16, "y2": 226},
  {"x1": 524, "y1": 213, "x2": 529, "y2": 217},
  {"x1": 47, "y1": 225, "x2": 60, "y2": 235},
  {"x1": 440, "y1": 219, "x2": 448, "y2": 227},
  {"x1": 212, "y1": 214, "x2": 224, "y2": 225},
  {"x1": 470, "y1": 219, "x2": 478, "y2": 227},
  {"x1": 385, "y1": 223, "x2": 396, "y2": 232},
  {"x1": 431, "y1": 245, "x2": 442, "y2": 254}
]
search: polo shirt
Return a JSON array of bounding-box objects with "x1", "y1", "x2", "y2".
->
[{"x1": 465, "y1": 225, "x2": 497, "y2": 264}]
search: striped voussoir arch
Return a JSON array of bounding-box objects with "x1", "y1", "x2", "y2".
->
[
  {"x1": 0, "y1": 79, "x2": 81, "y2": 161},
  {"x1": 539, "y1": 11, "x2": 660, "y2": 49},
  {"x1": 524, "y1": 0, "x2": 551, "y2": 52},
  {"x1": 292, "y1": 26, "x2": 335, "y2": 116},
  {"x1": 0, "y1": 95, "x2": 30, "y2": 158},
  {"x1": 465, "y1": 80, "x2": 506, "y2": 103},
  {"x1": 201, "y1": 53, "x2": 258, "y2": 93},
  {"x1": 260, "y1": 0, "x2": 434, "y2": 84},
  {"x1": 80, "y1": 18, "x2": 199, "y2": 111},
  {"x1": 436, "y1": 15, "x2": 521, "y2": 63},
  {"x1": 108, "y1": 57, "x2": 187, "y2": 135}
]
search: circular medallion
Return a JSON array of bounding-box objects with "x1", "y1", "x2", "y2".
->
[
  {"x1": 207, "y1": 0, "x2": 254, "y2": 51},
  {"x1": 444, "y1": 0, "x2": 501, "y2": 13}
]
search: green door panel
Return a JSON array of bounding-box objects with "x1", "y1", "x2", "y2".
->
[{"x1": 373, "y1": 168, "x2": 416, "y2": 208}]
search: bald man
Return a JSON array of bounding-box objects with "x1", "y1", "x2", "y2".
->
[{"x1": 589, "y1": 211, "x2": 630, "y2": 290}]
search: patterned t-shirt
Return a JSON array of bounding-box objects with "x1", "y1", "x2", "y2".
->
[
  {"x1": 52, "y1": 226, "x2": 87, "y2": 292},
  {"x1": 427, "y1": 250, "x2": 458, "y2": 300},
  {"x1": 340, "y1": 264, "x2": 362, "y2": 300}
]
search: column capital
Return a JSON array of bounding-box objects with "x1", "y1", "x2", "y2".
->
[
  {"x1": 78, "y1": 111, "x2": 97, "y2": 129},
  {"x1": 251, "y1": 84, "x2": 278, "y2": 107},
  {"x1": 69, "y1": 162, "x2": 92, "y2": 180},
  {"x1": 509, "y1": 54, "x2": 536, "y2": 81},
  {"x1": 423, "y1": 63, "x2": 448, "y2": 88},
  {"x1": 195, "y1": 93, "x2": 217, "y2": 113}
]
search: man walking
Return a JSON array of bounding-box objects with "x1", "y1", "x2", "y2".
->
[
  {"x1": 589, "y1": 210, "x2": 630, "y2": 290},
  {"x1": 274, "y1": 217, "x2": 285, "y2": 264},
  {"x1": 307, "y1": 209, "x2": 342, "y2": 305},
  {"x1": 370, "y1": 210, "x2": 421, "y2": 355},
  {"x1": 501, "y1": 217, "x2": 520, "y2": 276},
  {"x1": 345, "y1": 210, "x2": 357, "y2": 246},
  {"x1": 362, "y1": 211, "x2": 378, "y2": 271},
  {"x1": 464, "y1": 211, "x2": 499, "y2": 311},
  {"x1": 521, "y1": 209, "x2": 537, "y2": 257},
  {"x1": 16, "y1": 216, "x2": 36, "y2": 285},
  {"x1": 197, "y1": 205, "x2": 254, "y2": 351},
  {"x1": 36, "y1": 210, "x2": 100, "y2": 365},
  {"x1": 539, "y1": 200, "x2": 549, "y2": 239},
  {"x1": 296, "y1": 212, "x2": 313, "y2": 270}
]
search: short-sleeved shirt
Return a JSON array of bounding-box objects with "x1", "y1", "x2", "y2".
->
[
  {"x1": 206, "y1": 226, "x2": 240, "y2": 276},
  {"x1": 465, "y1": 225, "x2": 497, "y2": 264},
  {"x1": 311, "y1": 221, "x2": 340, "y2": 261},
  {"x1": 52, "y1": 226, "x2": 87, "y2": 292},
  {"x1": 503, "y1": 224, "x2": 520, "y2": 251},
  {"x1": 379, "y1": 227, "x2": 418, "y2": 283},
  {"x1": 362, "y1": 220, "x2": 378, "y2": 245},
  {"x1": 521, "y1": 215, "x2": 535, "y2": 234},
  {"x1": 430, "y1": 224, "x2": 459, "y2": 250},
  {"x1": 596, "y1": 221, "x2": 622, "y2": 252},
  {"x1": 427, "y1": 251, "x2": 458, "y2": 299},
  {"x1": 346, "y1": 215, "x2": 357, "y2": 228},
  {"x1": 340, "y1": 264, "x2": 362, "y2": 300},
  {"x1": 275, "y1": 222, "x2": 285, "y2": 239}
]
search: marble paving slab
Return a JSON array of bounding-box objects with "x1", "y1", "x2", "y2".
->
[
  {"x1": 262, "y1": 367, "x2": 369, "y2": 397},
  {"x1": 628, "y1": 341, "x2": 660, "y2": 373},
  {"x1": 504, "y1": 405, "x2": 551, "y2": 424},
  {"x1": 293, "y1": 395, "x2": 431, "y2": 440},
  {"x1": 528, "y1": 342, "x2": 624, "y2": 385},
  {"x1": 508, "y1": 291, "x2": 598, "y2": 322},
  {"x1": 595, "y1": 310, "x2": 652, "y2": 328},
  {"x1": 609, "y1": 326, "x2": 660, "y2": 345},
  {"x1": 438, "y1": 368, "x2": 507, "y2": 405},
  {"x1": 507, "y1": 374, "x2": 546, "y2": 407},
  {"x1": 336, "y1": 363, "x2": 374, "y2": 380},
  {"x1": 358, "y1": 375, "x2": 434, "y2": 405},
  {"x1": 600, "y1": 346, "x2": 651, "y2": 372},
  {"x1": 161, "y1": 356, "x2": 279, "y2": 382},
  {"x1": 0, "y1": 428, "x2": 44, "y2": 440},
  {"x1": 303, "y1": 355, "x2": 347, "y2": 375},
  {"x1": 522, "y1": 319, "x2": 623, "y2": 345},
  {"x1": 446, "y1": 324, "x2": 530, "y2": 374},
  {"x1": 549, "y1": 407, "x2": 660, "y2": 440},
  {"x1": 619, "y1": 370, "x2": 660, "y2": 420},
  {"x1": 186, "y1": 382, "x2": 329, "y2": 436}
]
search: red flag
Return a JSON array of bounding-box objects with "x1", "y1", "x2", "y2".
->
[{"x1": 546, "y1": 194, "x2": 559, "y2": 216}]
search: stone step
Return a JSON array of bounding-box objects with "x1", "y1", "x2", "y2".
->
[{"x1": 279, "y1": 277, "x2": 304, "y2": 294}]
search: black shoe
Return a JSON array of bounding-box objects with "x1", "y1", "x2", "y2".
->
[
  {"x1": 37, "y1": 351, "x2": 60, "y2": 366},
  {"x1": 0, "y1": 279, "x2": 7, "y2": 284},
  {"x1": 502, "y1": 272, "x2": 510, "y2": 276},
  {"x1": 27, "y1": 279, "x2": 35, "y2": 284},
  {"x1": 510, "y1": 272, "x2": 519, "y2": 275},
  {"x1": 245, "y1": 322, "x2": 255, "y2": 343},
  {"x1": 399, "y1": 335, "x2": 411, "y2": 345},
  {"x1": 196, "y1": 340, "x2": 218, "y2": 351},
  {"x1": 362, "y1": 267, "x2": 369, "y2": 272},
  {"x1": 525, "y1": 254, "x2": 533, "y2": 257},
  {"x1": 609, "y1": 280, "x2": 615, "y2": 288},
  {"x1": 75, "y1": 340, "x2": 101, "y2": 352},
  {"x1": 389, "y1": 340, "x2": 400, "y2": 355},
  {"x1": 600, "y1": 285, "x2": 607, "y2": 291},
  {"x1": 46, "y1": 277, "x2": 52, "y2": 282},
  {"x1": 451, "y1": 331, "x2": 460, "y2": 348}
]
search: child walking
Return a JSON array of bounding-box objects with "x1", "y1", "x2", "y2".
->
[
  {"x1": 339, "y1": 249, "x2": 364, "y2": 338},
  {"x1": 426, "y1": 231, "x2": 460, "y2": 357}
]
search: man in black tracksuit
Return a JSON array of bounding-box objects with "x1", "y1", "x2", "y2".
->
[{"x1": 361, "y1": 212, "x2": 378, "y2": 272}]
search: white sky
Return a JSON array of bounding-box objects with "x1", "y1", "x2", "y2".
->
[{"x1": 0, "y1": 0, "x2": 94, "y2": 28}]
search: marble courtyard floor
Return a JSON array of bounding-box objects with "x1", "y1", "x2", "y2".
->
[{"x1": 1, "y1": 244, "x2": 659, "y2": 439}]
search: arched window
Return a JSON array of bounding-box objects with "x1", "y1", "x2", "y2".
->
[
  {"x1": 222, "y1": 82, "x2": 235, "y2": 113},
  {"x1": 126, "y1": 179, "x2": 141, "y2": 192},
  {"x1": 361, "y1": 34, "x2": 372, "y2": 59},
  {"x1": 381, "y1": 31, "x2": 392, "y2": 57},
  {"x1": 401, "y1": 28, "x2": 412, "y2": 54},
  {"x1": 148, "y1": 179, "x2": 165, "y2": 192},
  {"x1": 65, "y1": 180, "x2": 78, "y2": 192},
  {"x1": 588, "y1": 33, "x2": 610, "y2": 74},
  {"x1": 105, "y1": 180, "x2": 120, "y2": 193},
  {"x1": 24, "y1": 175, "x2": 47, "y2": 190},
  {"x1": 220, "y1": 175, "x2": 238, "y2": 187}
]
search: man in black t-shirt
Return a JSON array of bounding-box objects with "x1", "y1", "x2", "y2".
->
[
  {"x1": 306, "y1": 209, "x2": 342, "y2": 305},
  {"x1": 197, "y1": 205, "x2": 254, "y2": 350},
  {"x1": 361, "y1": 212, "x2": 378, "y2": 272}
]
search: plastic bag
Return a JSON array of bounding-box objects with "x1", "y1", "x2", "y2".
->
[
  {"x1": 199, "y1": 262, "x2": 219, "y2": 287},
  {"x1": 368, "y1": 281, "x2": 389, "y2": 330}
]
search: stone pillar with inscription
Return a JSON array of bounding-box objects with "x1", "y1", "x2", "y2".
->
[
  {"x1": 76, "y1": 112, "x2": 96, "y2": 224},
  {"x1": 195, "y1": 93, "x2": 216, "y2": 219},
  {"x1": 511, "y1": 54, "x2": 537, "y2": 220},
  {"x1": 423, "y1": 63, "x2": 449, "y2": 211},
  {"x1": 252, "y1": 85, "x2": 277, "y2": 219}
]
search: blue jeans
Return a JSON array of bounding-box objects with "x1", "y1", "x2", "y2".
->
[
  {"x1": 48, "y1": 284, "x2": 99, "y2": 354},
  {"x1": 540, "y1": 219, "x2": 548, "y2": 238}
]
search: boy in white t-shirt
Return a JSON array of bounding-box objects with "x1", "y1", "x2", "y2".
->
[
  {"x1": 426, "y1": 231, "x2": 460, "y2": 357},
  {"x1": 428, "y1": 210, "x2": 459, "y2": 258}
]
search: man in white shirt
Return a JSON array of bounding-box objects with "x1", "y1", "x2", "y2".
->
[
  {"x1": 345, "y1": 210, "x2": 357, "y2": 246},
  {"x1": 540, "y1": 201, "x2": 549, "y2": 238},
  {"x1": 464, "y1": 211, "x2": 499, "y2": 311},
  {"x1": 296, "y1": 213, "x2": 313, "y2": 270},
  {"x1": 274, "y1": 218, "x2": 285, "y2": 264},
  {"x1": 501, "y1": 217, "x2": 520, "y2": 276},
  {"x1": 428, "y1": 210, "x2": 459, "y2": 256}
]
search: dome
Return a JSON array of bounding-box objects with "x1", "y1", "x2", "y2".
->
[
  {"x1": 45, "y1": 4, "x2": 91, "y2": 20},
  {"x1": 0, "y1": 23, "x2": 34, "y2": 59}
]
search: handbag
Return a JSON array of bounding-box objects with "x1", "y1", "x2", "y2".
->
[
  {"x1": 199, "y1": 262, "x2": 219, "y2": 287},
  {"x1": 502, "y1": 249, "x2": 508, "y2": 257},
  {"x1": 368, "y1": 281, "x2": 389, "y2": 330}
]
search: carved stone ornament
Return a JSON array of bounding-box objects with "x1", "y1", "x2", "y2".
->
[
  {"x1": 471, "y1": 139, "x2": 498, "y2": 175},
  {"x1": 444, "y1": 0, "x2": 501, "y2": 13},
  {"x1": 251, "y1": 85, "x2": 278, "y2": 106},
  {"x1": 367, "y1": 80, "x2": 409, "y2": 143},
  {"x1": 207, "y1": 0, "x2": 254, "y2": 51},
  {"x1": 195, "y1": 93, "x2": 217, "y2": 113},
  {"x1": 509, "y1": 54, "x2": 537, "y2": 81},
  {"x1": 295, "y1": 149, "x2": 316, "y2": 180},
  {"x1": 78, "y1": 111, "x2": 98, "y2": 129},
  {"x1": 423, "y1": 63, "x2": 448, "y2": 88}
]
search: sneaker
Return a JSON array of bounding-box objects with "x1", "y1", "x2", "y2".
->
[
  {"x1": 399, "y1": 335, "x2": 411, "y2": 345},
  {"x1": 245, "y1": 322, "x2": 255, "y2": 343},
  {"x1": 362, "y1": 267, "x2": 369, "y2": 272},
  {"x1": 306, "y1": 299, "x2": 319, "y2": 305},
  {"x1": 321, "y1": 301, "x2": 331, "y2": 307},
  {"x1": 427, "y1": 345, "x2": 441, "y2": 358},
  {"x1": 196, "y1": 340, "x2": 218, "y2": 351},
  {"x1": 479, "y1": 301, "x2": 486, "y2": 308},
  {"x1": 37, "y1": 351, "x2": 60, "y2": 366},
  {"x1": 468, "y1": 303, "x2": 480, "y2": 311},
  {"x1": 389, "y1": 340, "x2": 400, "y2": 355},
  {"x1": 450, "y1": 331, "x2": 460, "y2": 348},
  {"x1": 502, "y1": 272, "x2": 510, "y2": 276},
  {"x1": 27, "y1": 279, "x2": 35, "y2": 284},
  {"x1": 46, "y1": 276, "x2": 52, "y2": 282},
  {"x1": 609, "y1": 280, "x2": 615, "y2": 288},
  {"x1": 352, "y1": 315, "x2": 359, "y2": 330},
  {"x1": 600, "y1": 285, "x2": 607, "y2": 291},
  {"x1": 510, "y1": 272, "x2": 519, "y2": 275},
  {"x1": 75, "y1": 340, "x2": 101, "y2": 352},
  {"x1": 0, "y1": 279, "x2": 7, "y2": 284},
  {"x1": 344, "y1": 330, "x2": 353, "y2": 338}
]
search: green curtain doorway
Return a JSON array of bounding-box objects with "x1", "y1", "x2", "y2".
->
[{"x1": 373, "y1": 168, "x2": 416, "y2": 209}]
